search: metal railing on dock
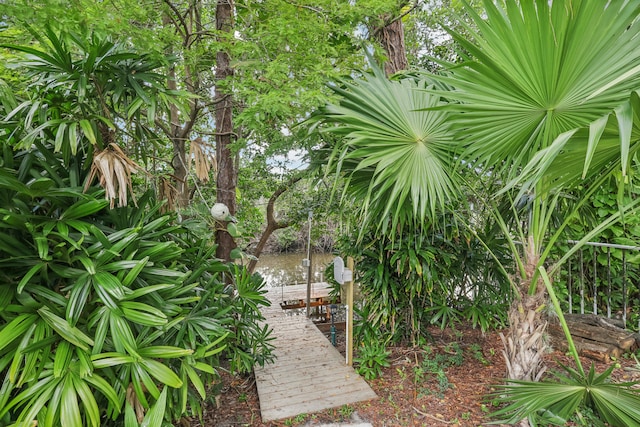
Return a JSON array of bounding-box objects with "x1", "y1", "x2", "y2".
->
[{"x1": 560, "y1": 240, "x2": 640, "y2": 330}]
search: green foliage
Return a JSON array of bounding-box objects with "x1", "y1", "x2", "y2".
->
[
  {"x1": 340, "y1": 215, "x2": 510, "y2": 344},
  {"x1": 338, "y1": 404, "x2": 354, "y2": 419},
  {"x1": 232, "y1": 0, "x2": 371, "y2": 136},
  {"x1": 569, "y1": 405, "x2": 607, "y2": 427},
  {"x1": 1, "y1": 25, "x2": 184, "y2": 156},
  {"x1": 490, "y1": 363, "x2": 640, "y2": 426},
  {"x1": 273, "y1": 227, "x2": 300, "y2": 253},
  {"x1": 469, "y1": 343, "x2": 489, "y2": 366},
  {"x1": 346, "y1": 228, "x2": 451, "y2": 343},
  {"x1": 441, "y1": 0, "x2": 640, "y2": 193},
  {"x1": 0, "y1": 142, "x2": 273, "y2": 426},
  {"x1": 0, "y1": 24, "x2": 190, "y2": 214},
  {"x1": 403, "y1": 0, "x2": 484, "y2": 71},
  {"x1": 311, "y1": 66, "x2": 458, "y2": 235},
  {"x1": 354, "y1": 339, "x2": 390, "y2": 381},
  {"x1": 225, "y1": 265, "x2": 276, "y2": 374},
  {"x1": 413, "y1": 344, "x2": 463, "y2": 398},
  {"x1": 544, "y1": 177, "x2": 640, "y2": 326}
]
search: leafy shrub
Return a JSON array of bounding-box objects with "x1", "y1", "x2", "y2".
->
[
  {"x1": 550, "y1": 183, "x2": 640, "y2": 325},
  {"x1": 413, "y1": 344, "x2": 461, "y2": 398},
  {"x1": 335, "y1": 217, "x2": 511, "y2": 344},
  {"x1": 0, "y1": 145, "x2": 273, "y2": 426},
  {"x1": 0, "y1": 28, "x2": 273, "y2": 426},
  {"x1": 354, "y1": 339, "x2": 390, "y2": 380}
]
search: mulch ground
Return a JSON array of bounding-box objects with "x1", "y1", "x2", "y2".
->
[{"x1": 191, "y1": 324, "x2": 640, "y2": 427}]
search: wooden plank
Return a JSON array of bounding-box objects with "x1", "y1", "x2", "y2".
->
[
  {"x1": 254, "y1": 283, "x2": 376, "y2": 422},
  {"x1": 258, "y1": 349, "x2": 346, "y2": 373},
  {"x1": 255, "y1": 361, "x2": 352, "y2": 380},
  {"x1": 256, "y1": 369, "x2": 367, "y2": 394},
  {"x1": 259, "y1": 381, "x2": 375, "y2": 409},
  {"x1": 262, "y1": 352, "x2": 339, "y2": 364},
  {"x1": 260, "y1": 386, "x2": 377, "y2": 422},
  {"x1": 266, "y1": 284, "x2": 335, "y2": 304}
]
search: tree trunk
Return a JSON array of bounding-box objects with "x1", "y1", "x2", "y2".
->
[
  {"x1": 161, "y1": 7, "x2": 204, "y2": 209},
  {"x1": 501, "y1": 293, "x2": 548, "y2": 382},
  {"x1": 374, "y1": 15, "x2": 408, "y2": 76},
  {"x1": 501, "y1": 240, "x2": 548, "y2": 383},
  {"x1": 215, "y1": 0, "x2": 237, "y2": 261},
  {"x1": 167, "y1": 70, "x2": 190, "y2": 208},
  {"x1": 161, "y1": 12, "x2": 189, "y2": 209}
]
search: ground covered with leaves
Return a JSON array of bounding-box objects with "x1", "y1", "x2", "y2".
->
[{"x1": 193, "y1": 325, "x2": 640, "y2": 427}]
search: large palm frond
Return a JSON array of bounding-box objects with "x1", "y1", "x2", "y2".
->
[
  {"x1": 490, "y1": 363, "x2": 640, "y2": 425},
  {"x1": 313, "y1": 65, "x2": 458, "y2": 232},
  {"x1": 439, "y1": 0, "x2": 640, "y2": 188},
  {"x1": 518, "y1": 91, "x2": 640, "y2": 192}
]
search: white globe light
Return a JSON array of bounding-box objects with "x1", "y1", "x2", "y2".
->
[{"x1": 210, "y1": 203, "x2": 230, "y2": 220}]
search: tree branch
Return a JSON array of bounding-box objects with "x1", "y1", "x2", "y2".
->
[
  {"x1": 281, "y1": 0, "x2": 327, "y2": 17},
  {"x1": 372, "y1": 0, "x2": 421, "y2": 37},
  {"x1": 163, "y1": 0, "x2": 189, "y2": 40},
  {"x1": 248, "y1": 175, "x2": 304, "y2": 273}
]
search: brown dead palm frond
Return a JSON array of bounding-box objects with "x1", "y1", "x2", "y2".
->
[
  {"x1": 188, "y1": 137, "x2": 216, "y2": 183},
  {"x1": 85, "y1": 143, "x2": 144, "y2": 208},
  {"x1": 158, "y1": 176, "x2": 177, "y2": 213},
  {"x1": 126, "y1": 383, "x2": 145, "y2": 423}
]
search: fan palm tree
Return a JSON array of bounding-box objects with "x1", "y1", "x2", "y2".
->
[
  {"x1": 438, "y1": 0, "x2": 640, "y2": 382},
  {"x1": 314, "y1": 0, "x2": 640, "y2": 384},
  {"x1": 312, "y1": 66, "x2": 459, "y2": 235}
]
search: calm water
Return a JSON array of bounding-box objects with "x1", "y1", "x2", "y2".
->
[{"x1": 254, "y1": 253, "x2": 334, "y2": 288}]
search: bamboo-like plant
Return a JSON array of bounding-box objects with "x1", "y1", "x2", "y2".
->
[
  {"x1": 0, "y1": 27, "x2": 273, "y2": 426},
  {"x1": 0, "y1": 147, "x2": 273, "y2": 425},
  {"x1": 1, "y1": 25, "x2": 187, "y2": 208}
]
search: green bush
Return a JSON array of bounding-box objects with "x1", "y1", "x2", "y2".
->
[
  {"x1": 354, "y1": 339, "x2": 390, "y2": 380},
  {"x1": 0, "y1": 146, "x2": 273, "y2": 426},
  {"x1": 0, "y1": 29, "x2": 274, "y2": 426},
  {"x1": 336, "y1": 217, "x2": 510, "y2": 344}
]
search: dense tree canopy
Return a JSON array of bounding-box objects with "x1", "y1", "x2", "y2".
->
[{"x1": 1, "y1": 0, "x2": 440, "y2": 259}]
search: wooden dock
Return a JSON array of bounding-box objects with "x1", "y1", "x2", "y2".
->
[{"x1": 255, "y1": 283, "x2": 377, "y2": 422}]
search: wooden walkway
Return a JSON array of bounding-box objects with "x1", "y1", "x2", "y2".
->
[{"x1": 255, "y1": 283, "x2": 377, "y2": 422}]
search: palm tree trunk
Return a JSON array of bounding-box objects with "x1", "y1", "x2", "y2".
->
[
  {"x1": 502, "y1": 241, "x2": 548, "y2": 382},
  {"x1": 502, "y1": 292, "x2": 548, "y2": 382}
]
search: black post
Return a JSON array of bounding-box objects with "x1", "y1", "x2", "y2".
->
[{"x1": 330, "y1": 304, "x2": 337, "y2": 346}]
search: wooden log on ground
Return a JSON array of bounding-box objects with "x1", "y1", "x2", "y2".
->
[
  {"x1": 563, "y1": 314, "x2": 640, "y2": 347},
  {"x1": 548, "y1": 333, "x2": 619, "y2": 363},
  {"x1": 564, "y1": 313, "x2": 626, "y2": 330},
  {"x1": 547, "y1": 314, "x2": 637, "y2": 362},
  {"x1": 560, "y1": 320, "x2": 636, "y2": 351}
]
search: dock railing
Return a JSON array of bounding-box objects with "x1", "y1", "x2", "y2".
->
[{"x1": 559, "y1": 240, "x2": 640, "y2": 330}]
